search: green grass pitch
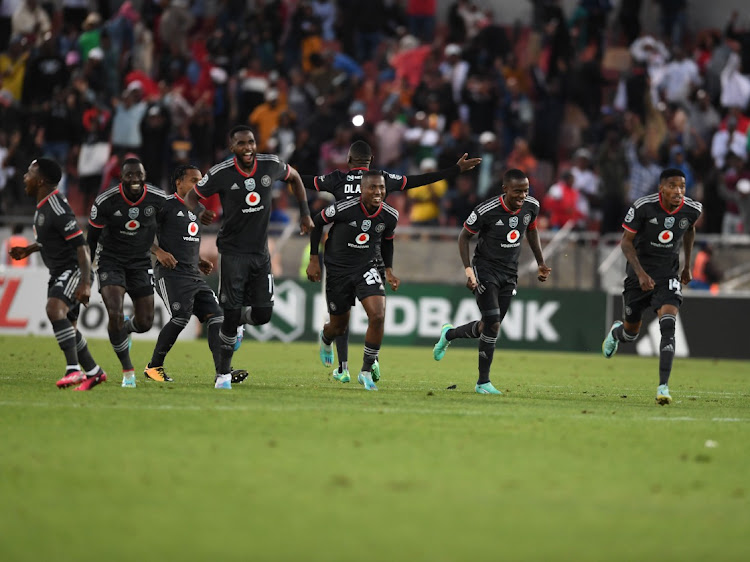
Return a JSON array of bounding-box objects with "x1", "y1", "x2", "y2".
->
[{"x1": 1, "y1": 335, "x2": 749, "y2": 562}]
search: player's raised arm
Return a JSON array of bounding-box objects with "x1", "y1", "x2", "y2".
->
[
  {"x1": 403, "y1": 153, "x2": 482, "y2": 190},
  {"x1": 286, "y1": 167, "x2": 313, "y2": 234}
]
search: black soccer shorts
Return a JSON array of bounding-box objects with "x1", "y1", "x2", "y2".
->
[
  {"x1": 155, "y1": 273, "x2": 222, "y2": 321},
  {"x1": 325, "y1": 266, "x2": 386, "y2": 315},
  {"x1": 47, "y1": 268, "x2": 88, "y2": 321},
  {"x1": 218, "y1": 253, "x2": 274, "y2": 310},
  {"x1": 97, "y1": 258, "x2": 154, "y2": 298},
  {"x1": 623, "y1": 277, "x2": 683, "y2": 323}
]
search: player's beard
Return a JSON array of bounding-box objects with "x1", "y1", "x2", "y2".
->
[{"x1": 123, "y1": 181, "x2": 144, "y2": 201}]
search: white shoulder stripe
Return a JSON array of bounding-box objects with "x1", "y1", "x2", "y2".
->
[
  {"x1": 256, "y1": 154, "x2": 280, "y2": 162},
  {"x1": 634, "y1": 194, "x2": 660, "y2": 208},
  {"x1": 382, "y1": 203, "x2": 399, "y2": 219},
  {"x1": 94, "y1": 186, "x2": 120, "y2": 204},
  {"x1": 208, "y1": 159, "x2": 234, "y2": 174},
  {"x1": 49, "y1": 195, "x2": 66, "y2": 215},
  {"x1": 477, "y1": 199, "x2": 501, "y2": 214},
  {"x1": 337, "y1": 199, "x2": 360, "y2": 211},
  {"x1": 147, "y1": 185, "x2": 168, "y2": 198},
  {"x1": 526, "y1": 196, "x2": 540, "y2": 207},
  {"x1": 684, "y1": 198, "x2": 702, "y2": 212}
]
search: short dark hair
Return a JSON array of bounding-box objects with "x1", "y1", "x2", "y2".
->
[
  {"x1": 34, "y1": 158, "x2": 62, "y2": 186},
  {"x1": 660, "y1": 168, "x2": 686, "y2": 182},
  {"x1": 122, "y1": 157, "x2": 143, "y2": 168},
  {"x1": 171, "y1": 164, "x2": 201, "y2": 191},
  {"x1": 229, "y1": 125, "x2": 254, "y2": 139},
  {"x1": 349, "y1": 140, "x2": 372, "y2": 161},
  {"x1": 503, "y1": 168, "x2": 528, "y2": 184},
  {"x1": 361, "y1": 169, "x2": 385, "y2": 183}
]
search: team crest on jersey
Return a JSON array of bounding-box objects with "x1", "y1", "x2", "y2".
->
[
  {"x1": 664, "y1": 216, "x2": 675, "y2": 229},
  {"x1": 361, "y1": 220, "x2": 371, "y2": 232},
  {"x1": 188, "y1": 211, "x2": 197, "y2": 221},
  {"x1": 325, "y1": 206, "x2": 336, "y2": 217},
  {"x1": 172, "y1": 302, "x2": 181, "y2": 311},
  {"x1": 466, "y1": 211, "x2": 477, "y2": 225},
  {"x1": 90, "y1": 206, "x2": 97, "y2": 220},
  {"x1": 261, "y1": 175, "x2": 272, "y2": 187},
  {"x1": 679, "y1": 218, "x2": 689, "y2": 229},
  {"x1": 329, "y1": 301, "x2": 337, "y2": 312},
  {"x1": 625, "y1": 207, "x2": 635, "y2": 223},
  {"x1": 375, "y1": 223, "x2": 385, "y2": 233},
  {"x1": 245, "y1": 192, "x2": 261, "y2": 206},
  {"x1": 625, "y1": 306, "x2": 632, "y2": 316},
  {"x1": 187, "y1": 222, "x2": 199, "y2": 236},
  {"x1": 100, "y1": 272, "x2": 108, "y2": 281},
  {"x1": 144, "y1": 206, "x2": 155, "y2": 217},
  {"x1": 523, "y1": 213, "x2": 531, "y2": 225},
  {"x1": 509, "y1": 216, "x2": 519, "y2": 228},
  {"x1": 125, "y1": 220, "x2": 140, "y2": 231},
  {"x1": 245, "y1": 178, "x2": 256, "y2": 191},
  {"x1": 507, "y1": 230, "x2": 520, "y2": 243},
  {"x1": 37, "y1": 213, "x2": 45, "y2": 226},
  {"x1": 128, "y1": 208, "x2": 139, "y2": 219},
  {"x1": 658, "y1": 230, "x2": 674, "y2": 243},
  {"x1": 198, "y1": 174, "x2": 208, "y2": 186},
  {"x1": 387, "y1": 173, "x2": 403, "y2": 180},
  {"x1": 355, "y1": 233, "x2": 370, "y2": 245}
]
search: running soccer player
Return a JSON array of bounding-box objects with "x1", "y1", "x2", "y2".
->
[
  {"x1": 87, "y1": 157, "x2": 168, "y2": 388},
  {"x1": 10, "y1": 158, "x2": 107, "y2": 390},
  {"x1": 144, "y1": 165, "x2": 248, "y2": 385},
  {"x1": 432, "y1": 168, "x2": 551, "y2": 394},
  {"x1": 184, "y1": 125, "x2": 313, "y2": 389},
  {"x1": 602, "y1": 168, "x2": 702, "y2": 405},
  {"x1": 302, "y1": 140, "x2": 481, "y2": 383},
  {"x1": 307, "y1": 170, "x2": 400, "y2": 391}
]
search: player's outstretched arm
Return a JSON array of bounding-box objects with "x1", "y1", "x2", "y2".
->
[
  {"x1": 287, "y1": 167, "x2": 313, "y2": 234},
  {"x1": 525, "y1": 228, "x2": 551, "y2": 282},
  {"x1": 8, "y1": 243, "x2": 40, "y2": 260},
  {"x1": 621, "y1": 230, "x2": 655, "y2": 291},
  {"x1": 681, "y1": 224, "x2": 696, "y2": 285},
  {"x1": 402, "y1": 154, "x2": 482, "y2": 190},
  {"x1": 73, "y1": 245, "x2": 92, "y2": 305},
  {"x1": 458, "y1": 228, "x2": 477, "y2": 291}
]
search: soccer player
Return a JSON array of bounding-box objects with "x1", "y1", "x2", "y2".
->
[
  {"x1": 302, "y1": 140, "x2": 481, "y2": 383},
  {"x1": 87, "y1": 157, "x2": 168, "y2": 388},
  {"x1": 432, "y1": 169, "x2": 551, "y2": 394},
  {"x1": 184, "y1": 125, "x2": 313, "y2": 389},
  {"x1": 145, "y1": 165, "x2": 248, "y2": 385},
  {"x1": 307, "y1": 170, "x2": 399, "y2": 391},
  {"x1": 9, "y1": 158, "x2": 107, "y2": 390},
  {"x1": 602, "y1": 168, "x2": 702, "y2": 405}
]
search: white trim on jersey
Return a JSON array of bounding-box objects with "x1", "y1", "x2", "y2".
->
[
  {"x1": 382, "y1": 202, "x2": 399, "y2": 220},
  {"x1": 48, "y1": 194, "x2": 67, "y2": 216},
  {"x1": 526, "y1": 196, "x2": 540, "y2": 208},
  {"x1": 633, "y1": 193, "x2": 660, "y2": 208},
  {"x1": 336, "y1": 198, "x2": 360, "y2": 212},
  {"x1": 94, "y1": 186, "x2": 120, "y2": 205},
  {"x1": 477, "y1": 199, "x2": 501, "y2": 215},
  {"x1": 208, "y1": 158, "x2": 234, "y2": 175}
]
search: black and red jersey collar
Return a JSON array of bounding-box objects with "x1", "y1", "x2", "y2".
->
[
  {"x1": 659, "y1": 193, "x2": 684, "y2": 215},
  {"x1": 37, "y1": 189, "x2": 59, "y2": 208},
  {"x1": 174, "y1": 193, "x2": 185, "y2": 204},
  {"x1": 500, "y1": 195, "x2": 521, "y2": 215},
  {"x1": 234, "y1": 156, "x2": 257, "y2": 177},
  {"x1": 119, "y1": 183, "x2": 147, "y2": 206},
  {"x1": 360, "y1": 199, "x2": 382, "y2": 218},
  {"x1": 349, "y1": 167, "x2": 369, "y2": 172}
]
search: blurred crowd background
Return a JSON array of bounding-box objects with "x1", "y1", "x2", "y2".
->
[{"x1": 1, "y1": 0, "x2": 750, "y2": 239}]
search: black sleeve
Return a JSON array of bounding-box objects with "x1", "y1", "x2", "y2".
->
[
  {"x1": 87, "y1": 223, "x2": 101, "y2": 258},
  {"x1": 381, "y1": 237, "x2": 394, "y2": 268},
  {"x1": 300, "y1": 175, "x2": 317, "y2": 191},
  {"x1": 403, "y1": 165, "x2": 460, "y2": 190}
]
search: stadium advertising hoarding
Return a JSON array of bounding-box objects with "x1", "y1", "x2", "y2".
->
[
  {"x1": 244, "y1": 279, "x2": 607, "y2": 352},
  {"x1": 0, "y1": 266, "x2": 197, "y2": 340},
  {"x1": 608, "y1": 292, "x2": 749, "y2": 359}
]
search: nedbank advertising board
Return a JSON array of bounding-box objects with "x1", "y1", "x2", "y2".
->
[{"x1": 244, "y1": 279, "x2": 607, "y2": 352}]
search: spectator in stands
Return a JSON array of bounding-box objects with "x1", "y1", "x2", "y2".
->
[
  {"x1": 711, "y1": 113, "x2": 747, "y2": 169},
  {"x1": 2, "y1": 224, "x2": 31, "y2": 267},
  {"x1": 543, "y1": 171, "x2": 584, "y2": 230},
  {"x1": 11, "y1": 0, "x2": 49, "y2": 47},
  {"x1": 571, "y1": 148, "x2": 601, "y2": 230},
  {"x1": 408, "y1": 157, "x2": 448, "y2": 227},
  {"x1": 625, "y1": 137, "x2": 661, "y2": 203},
  {"x1": 407, "y1": 0, "x2": 436, "y2": 42},
  {"x1": 689, "y1": 243, "x2": 722, "y2": 291},
  {"x1": 0, "y1": 34, "x2": 28, "y2": 102},
  {"x1": 249, "y1": 88, "x2": 286, "y2": 152},
  {"x1": 596, "y1": 128, "x2": 629, "y2": 234},
  {"x1": 110, "y1": 81, "x2": 147, "y2": 157}
]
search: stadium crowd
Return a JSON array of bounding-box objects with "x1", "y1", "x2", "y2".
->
[{"x1": 0, "y1": 0, "x2": 749, "y2": 236}]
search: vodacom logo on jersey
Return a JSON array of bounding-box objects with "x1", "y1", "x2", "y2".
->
[
  {"x1": 355, "y1": 233, "x2": 370, "y2": 245},
  {"x1": 187, "y1": 222, "x2": 199, "y2": 236},
  {"x1": 125, "y1": 220, "x2": 140, "y2": 231},
  {"x1": 658, "y1": 230, "x2": 674, "y2": 243},
  {"x1": 245, "y1": 192, "x2": 261, "y2": 206},
  {"x1": 507, "y1": 230, "x2": 520, "y2": 243}
]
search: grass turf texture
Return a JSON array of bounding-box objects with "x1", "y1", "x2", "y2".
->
[{"x1": 1, "y1": 335, "x2": 749, "y2": 562}]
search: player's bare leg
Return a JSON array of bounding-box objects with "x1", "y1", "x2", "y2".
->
[{"x1": 101, "y1": 285, "x2": 137, "y2": 387}]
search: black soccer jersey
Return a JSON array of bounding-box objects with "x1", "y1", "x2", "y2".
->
[
  {"x1": 154, "y1": 194, "x2": 203, "y2": 278},
  {"x1": 88, "y1": 183, "x2": 168, "y2": 265},
  {"x1": 194, "y1": 155, "x2": 291, "y2": 256},
  {"x1": 312, "y1": 168, "x2": 407, "y2": 200},
  {"x1": 33, "y1": 190, "x2": 86, "y2": 275},
  {"x1": 315, "y1": 198, "x2": 399, "y2": 274},
  {"x1": 464, "y1": 195, "x2": 540, "y2": 276},
  {"x1": 622, "y1": 193, "x2": 702, "y2": 282}
]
